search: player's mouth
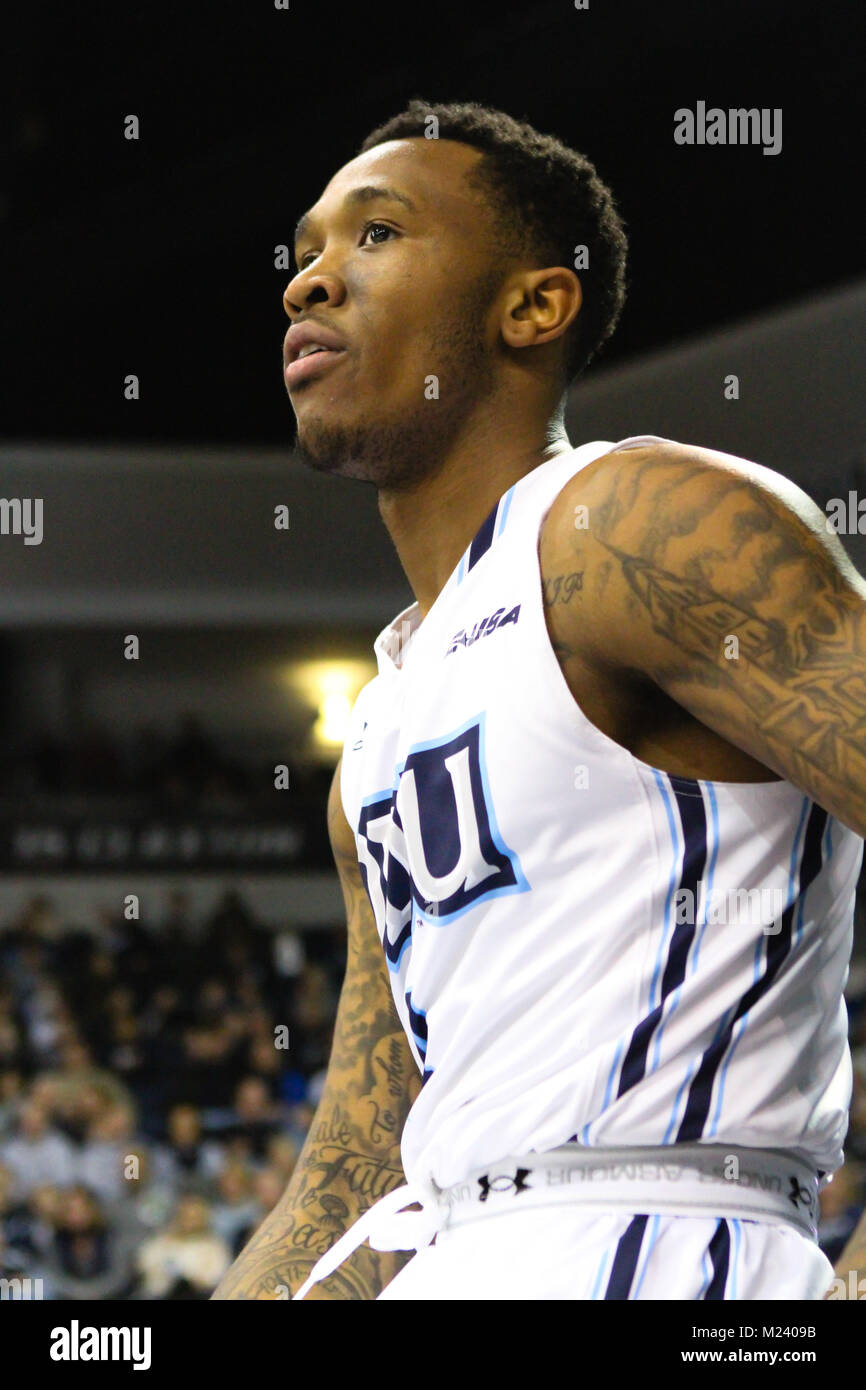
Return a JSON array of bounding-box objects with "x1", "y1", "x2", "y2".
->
[
  {"x1": 284, "y1": 347, "x2": 347, "y2": 389},
  {"x1": 284, "y1": 320, "x2": 348, "y2": 391}
]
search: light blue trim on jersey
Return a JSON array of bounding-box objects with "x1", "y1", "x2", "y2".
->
[
  {"x1": 647, "y1": 770, "x2": 682, "y2": 1015},
  {"x1": 578, "y1": 1037, "x2": 625, "y2": 1143},
  {"x1": 706, "y1": 795, "x2": 811, "y2": 1136},
  {"x1": 496, "y1": 485, "x2": 516, "y2": 537},
  {"x1": 394, "y1": 709, "x2": 531, "y2": 927},
  {"x1": 590, "y1": 1243, "x2": 615, "y2": 1300},
  {"x1": 729, "y1": 1218, "x2": 742, "y2": 1300},
  {"x1": 823, "y1": 814, "x2": 834, "y2": 859},
  {"x1": 631, "y1": 1213, "x2": 662, "y2": 1299},
  {"x1": 697, "y1": 1246, "x2": 713, "y2": 1299},
  {"x1": 692, "y1": 782, "x2": 719, "y2": 974},
  {"x1": 661, "y1": 783, "x2": 720, "y2": 1142},
  {"x1": 456, "y1": 552, "x2": 466, "y2": 585}
]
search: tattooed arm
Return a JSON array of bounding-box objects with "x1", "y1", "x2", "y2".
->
[
  {"x1": 211, "y1": 756, "x2": 421, "y2": 1300},
  {"x1": 542, "y1": 438, "x2": 866, "y2": 836}
]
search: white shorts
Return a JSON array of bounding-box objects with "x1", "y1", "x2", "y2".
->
[{"x1": 377, "y1": 1206, "x2": 834, "y2": 1300}]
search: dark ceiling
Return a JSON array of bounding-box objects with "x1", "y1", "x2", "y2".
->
[{"x1": 3, "y1": 0, "x2": 863, "y2": 446}]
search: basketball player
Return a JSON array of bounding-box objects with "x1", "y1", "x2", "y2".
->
[{"x1": 213, "y1": 100, "x2": 866, "y2": 1300}]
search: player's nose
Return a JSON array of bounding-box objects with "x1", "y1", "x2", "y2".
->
[{"x1": 283, "y1": 267, "x2": 345, "y2": 318}]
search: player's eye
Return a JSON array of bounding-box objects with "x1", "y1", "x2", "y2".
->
[
  {"x1": 296, "y1": 221, "x2": 396, "y2": 271},
  {"x1": 359, "y1": 221, "x2": 396, "y2": 248}
]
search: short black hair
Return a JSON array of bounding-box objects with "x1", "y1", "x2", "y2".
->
[{"x1": 359, "y1": 98, "x2": 628, "y2": 385}]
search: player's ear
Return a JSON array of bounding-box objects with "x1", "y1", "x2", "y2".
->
[{"x1": 500, "y1": 267, "x2": 582, "y2": 352}]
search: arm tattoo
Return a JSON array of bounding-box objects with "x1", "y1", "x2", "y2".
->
[
  {"x1": 577, "y1": 446, "x2": 866, "y2": 833},
  {"x1": 212, "y1": 768, "x2": 421, "y2": 1300},
  {"x1": 604, "y1": 540, "x2": 866, "y2": 827},
  {"x1": 541, "y1": 571, "x2": 584, "y2": 607},
  {"x1": 541, "y1": 572, "x2": 584, "y2": 661}
]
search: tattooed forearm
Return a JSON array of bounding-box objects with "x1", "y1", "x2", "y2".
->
[{"x1": 212, "y1": 760, "x2": 421, "y2": 1300}]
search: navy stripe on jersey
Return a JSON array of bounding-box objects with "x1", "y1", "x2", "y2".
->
[
  {"x1": 676, "y1": 801, "x2": 828, "y2": 1142},
  {"x1": 603, "y1": 1214, "x2": 649, "y2": 1299},
  {"x1": 703, "y1": 1220, "x2": 731, "y2": 1299},
  {"x1": 617, "y1": 776, "x2": 707, "y2": 1097},
  {"x1": 404, "y1": 990, "x2": 428, "y2": 1067},
  {"x1": 466, "y1": 499, "x2": 501, "y2": 574}
]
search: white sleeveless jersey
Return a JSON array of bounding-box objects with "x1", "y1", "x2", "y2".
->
[{"x1": 340, "y1": 434, "x2": 863, "y2": 1191}]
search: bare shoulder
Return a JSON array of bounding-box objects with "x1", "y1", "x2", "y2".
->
[{"x1": 544, "y1": 437, "x2": 837, "y2": 551}]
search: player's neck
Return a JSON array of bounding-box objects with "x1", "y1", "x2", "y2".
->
[{"x1": 377, "y1": 415, "x2": 572, "y2": 620}]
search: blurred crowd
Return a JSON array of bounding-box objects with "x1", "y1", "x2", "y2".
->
[
  {"x1": 0, "y1": 889, "x2": 340, "y2": 1298},
  {"x1": 0, "y1": 887, "x2": 865, "y2": 1299},
  {"x1": 0, "y1": 712, "x2": 331, "y2": 815}
]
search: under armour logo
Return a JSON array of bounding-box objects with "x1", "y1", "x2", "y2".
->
[
  {"x1": 477, "y1": 1168, "x2": 531, "y2": 1202},
  {"x1": 788, "y1": 1176, "x2": 814, "y2": 1213}
]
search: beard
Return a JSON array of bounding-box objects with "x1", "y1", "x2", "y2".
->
[{"x1": 292, "y1": 275, "x2": 500, "y2": 492}]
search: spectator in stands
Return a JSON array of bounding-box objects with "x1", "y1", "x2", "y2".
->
[
  {"x1": 20, "y1": 977, "x2": 70, "y2": 1066},
  {"x1": 233, "y1": 1165, "x2": 286, "y2": 1253},
  {"x1": 159, "y1": 1103, "x2": 224, "y2": 1187},
  {"x1": 0, "y1": 1098, "x2": 75, "y2": 1194},
  {"x1": 77, "y1": 1101, "x2": 139, "y2": 1204},
  {"x1": 43, "y1": 1037, "x2": 136, "y2": 1135},
  {"x1": 290, "y1": 962, "x2": 337, "y2": 1074},
  {"x1": 225, "y1": 1076, "x2": 288, "y2": 1160},
  {"x1": 246, "y1": 1031, "x2": 284, "y2": 1086},
  {"x1": 210, "y1": 1160, "x2": 260, "y2": 1253},
  {"x1": 105, "y1": 1145, "x2": 177, "y2": 1246},
  {"x1": 44, "y1": 1184, "x2": 137, "y2": 1300},
  {"x1": 135, "y1": 1193, "x2": 231, "y2": 1299}
]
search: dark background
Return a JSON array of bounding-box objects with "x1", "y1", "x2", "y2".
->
[{"x1": 3, "y1": 0, "x2": 864, "y2": 444}]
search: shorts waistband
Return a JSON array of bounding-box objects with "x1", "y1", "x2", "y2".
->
[
  {"x1": 292, "y1": 1143, "x2": 819, "y2": 1300},
  {"x1": 436, "y1": 1143, "x2": 820, "y2": 1240}
]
